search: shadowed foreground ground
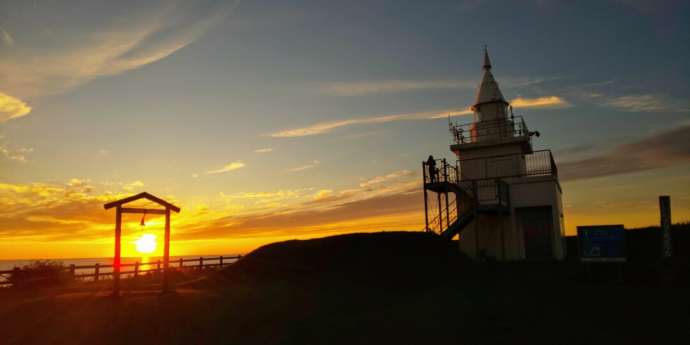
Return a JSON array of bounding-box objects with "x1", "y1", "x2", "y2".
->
[{"x1": 1, "y1": 231, "x2": 688, "y2": 345}]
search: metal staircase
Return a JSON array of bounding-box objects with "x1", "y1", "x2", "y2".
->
[{"x1": 422, "y1": 158, "x2": 509, "y2": 240}]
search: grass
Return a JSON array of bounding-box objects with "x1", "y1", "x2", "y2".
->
[{"x1": 0, "y1": 231, "x2": 688, "y2": 344}]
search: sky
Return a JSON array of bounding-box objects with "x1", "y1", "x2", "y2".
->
[{"x1": 1, "y1": 0, "x2": 689, "y2": 259}]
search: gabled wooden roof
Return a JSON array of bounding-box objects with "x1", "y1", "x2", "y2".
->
[{"x1": 103, "y1": 192, "x2": 181, "y2": 213}]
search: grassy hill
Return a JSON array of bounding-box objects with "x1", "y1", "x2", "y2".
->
[{"x1": 1, "y1": 230, "x2": 688, "y2": 344}]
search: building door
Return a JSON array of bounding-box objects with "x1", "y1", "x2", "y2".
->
[{"x1": 518, "y1": 206, "x2": 553, "y2": 259}]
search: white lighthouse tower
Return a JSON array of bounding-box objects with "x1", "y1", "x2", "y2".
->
[{"x1": 422, "y1": 48, "x2": 566, "y2": 261}]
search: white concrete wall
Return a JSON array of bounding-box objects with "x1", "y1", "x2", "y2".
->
[
  {"x1": 510, "y1": 177, "x2": 565, "y2": 260},
  {"x1": 458, "y1": 176, "x2": 565, "y2": 261}
]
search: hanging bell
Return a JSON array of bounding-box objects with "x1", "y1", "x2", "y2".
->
[{"x1": 140, "y1": 211, "x2": 146, "y2": 226}]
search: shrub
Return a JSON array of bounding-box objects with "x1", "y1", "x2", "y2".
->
[{"x1": 8, "y1": 260, "x2": 73, "y2": 289}]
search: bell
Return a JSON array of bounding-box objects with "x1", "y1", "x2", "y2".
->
[{"x1": 140, "y1": 212, "x2": 146, "y2": 226}]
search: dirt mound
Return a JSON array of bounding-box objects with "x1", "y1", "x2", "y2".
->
[{"x1": 223, "y1": 231, "x2": 471, "y2": 286}]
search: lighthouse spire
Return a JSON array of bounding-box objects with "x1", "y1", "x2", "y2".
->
[
  {"x1": 483, "y1": 45, "x2": 491, "y2": 70},
  {"x1": 472, "y1": 46, "x2": 507, "y2": 111}
]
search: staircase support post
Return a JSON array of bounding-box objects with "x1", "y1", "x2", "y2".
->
[
  {"x1": 500, "y1": 209, "x2": 506, "y2": 260},
  {"x1": 445, "y1": 193, "x2": 450, "y2": 229},
  {"x1": 437, "y1": 193, "x2": 443, "y2": 233},
  {"x1": 422, "y1": 162, "x2": 429, "y2": 232}
]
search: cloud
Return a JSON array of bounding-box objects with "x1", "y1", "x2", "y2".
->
[
  {"x1": 253, "y1": 147, "x2": 274, "y2": 153},
  {"x1": 0, "y1": 92, "x2": 32, "y2": 122},
  {"x1": 511, "y1": 96, "x2": 570, "y2": 109},
  {"x1": 313, "y1": 189, "x2": 333, "y2": 200},
  {"x1": 602, "y1": 94, "x2": 689, "y2": 113},
  {"x1": 0, "y1": 27, "x2": 14, "y2": 46},
  {"x1": 176, "y1": 186, "x2": 422, "y2": 240},
  {"x1": 0, "y1": 167, "x2": 422, "y2": 244},
  {"x1": 0, "y1": 144, "x2": 34, "y2": 162},
  {"x1": 317, "y1": 80, "x2": 475, "y2": 96},
  {"x1": 287, "y1": 160, "x2": 320, "y2": 172},
  {"x1": 560, "y1": 124, "x2": 690, "y2": 181},
  {"x1": 268, "y1": 109, "x2": 471, "y2": 138},
  {"x1": 205, "y1": 160, "x2": 246, "y2": 174},
  {"x1": 359, "y1": 170, "x2": 414, "y2": 189},
  {"x1": 0, "y1": 181, "x2": 129, "y2": 240},
  {"x1": 315, "y1": 77, "x2": 556, "y2": 97},
  {"x1": 0, "y1": 1, "x2": 235, "y2": 100},
  {"x1": 122, "y1": 180, "x2": 145, "y2": 192},
  {"x1": 268, "y1": 95, "x2": 567, "y2": 138}
]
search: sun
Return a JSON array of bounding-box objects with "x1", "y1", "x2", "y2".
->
[{"x1": 134, "y1": 233, "x2": 157, "y2": 254}]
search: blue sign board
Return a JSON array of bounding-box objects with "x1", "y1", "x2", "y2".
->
[{"x1": 577, "y1": 225, "x2": 626, "y2": 262}]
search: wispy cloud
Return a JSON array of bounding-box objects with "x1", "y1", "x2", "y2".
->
[
  {"x1": 0, "y1": 144, "x2": 34, "y2": 163},
  {"x1": 205, "y1": 160, "x2": 246, "y2": 174},
  {"x1": 0, "y1": 27, "x2": 14, "y2": 46},
  {"x1": 511, "y1": 96, "x2": 570, "y2": 109},
  {"x1": 268, "y1": 109, "x2": 471, "y2": 138},
  {"x1": 0, "y1": 92, "x2": 32, "y2": 122},
  {"x1": 0, "y1": 1, "x2": 236, "y2": 100},
  {"x1": 122, "y1": 180, "x2": 145, "y2": 192},
  {"x1": 602, "y1": 94, "x2": 689, "y2": 113},
  {"x1": 315, "y1": 77, "x2": 556, "y2": 97},
  {"x1": 253, "y1": 147, "x2": 274, "y2": 153},
  {"x1": 268, "y1": 95, "x2": 567, "y2": 138},
  {"x1": 287, "y1": 160, "x2": 320, "y2": 172},
  {"x1": 359, "y1": 170, "x2": 414, "y2": 189},
  {"x1": 317, "y1": 80, "x2": 475, "y2": 96},
  {"x1": 560, "y1": 124, "x2": 690, "y2": 181}
]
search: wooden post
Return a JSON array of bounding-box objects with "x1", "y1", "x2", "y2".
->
[
  {"x1": 219, "y1": 256, "x2": 224, "y2": 268},
  {"x1": 70, "y1": 264, "x2": 76, "y2": 279},
  {"x1": 199, "y1": 257, "x2": 204, "y2": 270},
  {"x1": 113, "y1": 206, "x2": 122, "y2": 296},
  {"x1": 179, "y1": 257, "x2": 184, "y2": 269},
  {"x1": 163, "y1": 208, "x2": 171, "y2": 292},
  {"x1": 659, "y1": 196, "x2": 672, "y2": 259},
  {"x1": 156, "y1": 260, "x2": 161, "y2": 273},
  {"x1": 134, "y1": 262, "x2": 139, "y2": 277},
  {"x1": 94, "y1": 263, "x2": 100, "y2": 282}
]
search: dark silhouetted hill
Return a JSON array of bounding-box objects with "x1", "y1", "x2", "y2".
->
[{"x1": 223, "y1": 231, "x2": 472, "y2": 287}]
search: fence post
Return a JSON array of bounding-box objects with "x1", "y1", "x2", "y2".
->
[
  {"x1": 199, "y1": 257, "x2": 204, "y2": 270},
  {"x1": 134, "y1": 262, "x2": 140, "y2": 277},
  {"x1": 157, "y1": 260, "x2": 161, "y2": 274},
  {"x1": 179, "y1": 257, "x2": 183, "y2": 269},
  {"x1": 70, "y1": 264, "x2": 76, "y2": 279},
  {"x1": 219, "y1": 256, "x2": 224, "y2": 268},
  {"x1": 13, "y1": 267, "x2": 19, "y2": 284},
  {"x1": 94, "y1": 263, "x2": 100, "y2": 282}
]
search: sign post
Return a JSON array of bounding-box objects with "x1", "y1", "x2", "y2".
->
[{"x1": 659, "y1": 196, "x2": 672, "y2": 259}]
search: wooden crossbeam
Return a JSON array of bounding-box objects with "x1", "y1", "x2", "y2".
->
[{"x1": 120, "y1": 207, "x2": 167, "y2": 215}]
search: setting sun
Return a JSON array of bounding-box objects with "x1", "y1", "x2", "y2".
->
[{"x1": 134, "y1": 234, "x2": 157, "y2": 254}]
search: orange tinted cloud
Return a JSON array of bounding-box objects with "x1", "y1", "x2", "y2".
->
[
  {"x1": 511, "y1": 96, "x2": 570, "y2": 108},
  {"x1": 0, "y1": 92, "x2": 31, "y2": 122}
]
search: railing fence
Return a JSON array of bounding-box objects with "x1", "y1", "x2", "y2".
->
[{"x1": 0, "y1": 255, "x2": 241, "y2": 288}]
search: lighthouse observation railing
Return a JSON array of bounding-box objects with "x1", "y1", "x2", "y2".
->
[
  {"x1": 449, "y1": 116, "x2": 530, "y2": 145},
  {"x1": 423, "y1": 150, "x2": 557, "y2": 185}
]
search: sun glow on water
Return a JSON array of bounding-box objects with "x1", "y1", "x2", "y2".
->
[{"x1": 134, "y1": 233, "x2": 157, "y2": 254}]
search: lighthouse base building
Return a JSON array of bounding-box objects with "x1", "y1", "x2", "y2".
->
[{"x1": 423, "y1": 49, "x2": 566, "y2": 261}]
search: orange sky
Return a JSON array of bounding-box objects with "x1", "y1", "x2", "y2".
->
[{"x1": 1, "y1": 0, "x2": 689, "y2": 260}]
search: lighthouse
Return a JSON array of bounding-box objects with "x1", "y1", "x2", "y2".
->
[{"x1": 422, "y1": 48, "x2": 566, "y2": 261}]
